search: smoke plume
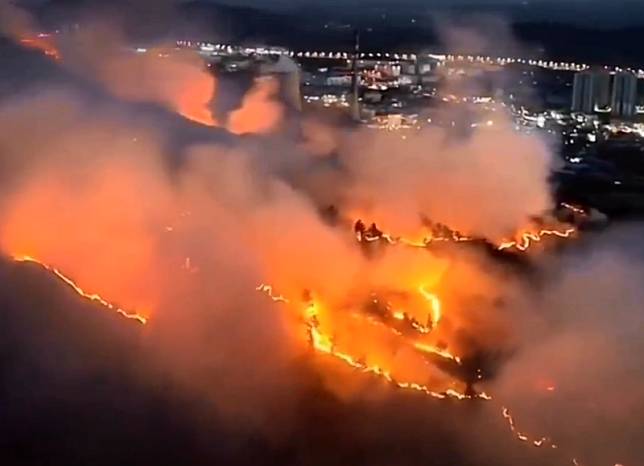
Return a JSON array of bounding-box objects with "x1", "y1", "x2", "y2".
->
[{"x1": 0, "y1": 11, "x2": 640, "y2": 466}]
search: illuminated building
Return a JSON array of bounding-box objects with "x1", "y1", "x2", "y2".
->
[
  {"x1": 591, "y1": 72, "x2": 612, "y2": 112},
  {"x1": 611, "y1": 72, "x2": 638, "y2": 118},
  {"x1": 572, "y1": 71, "x2": 615, "y2": 114},
  {"x1": 571, "y1": 73, "x2": 593, "y2": 113}
]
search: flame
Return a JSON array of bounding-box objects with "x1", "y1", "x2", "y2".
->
[
  {"x1": 561, "y1": 202, "x2": 587, "y2": 216},
  {"x1": 354, "y1": 219, "x2": 576, "y2": 252},
  {"x1": 418, "y1": 286, "x2": 442, "y2": 326},
  {"x1": 304, "y1": 299, "x2": 483, "y2": 400},
  {"x1": 19, "y1": 35, "x2": 61, "y2": 61},
  {"x1": 256, "y1": 285, "x2": 594, "y2": 461},
  {"x1": 501, "y1": 407, "x2": 558, "y2": 449},
  {"x1": 12, "y1": 255, "x2": 147, "y2": 324},
  {"x1": 413, "y1": 342, "x2": 461, "y2": 364},
  {"x1": 257, "y1": 284, "x2": 487, "y2": 401},
  {"x1": 354, "y1": 219, "x2": 472, "y2": 248},
  {"x1": 497, "y1": 228, "x2": 576, "y2": 251},
  {"x1": 256, "y1": 283, "x2": 290, "y2": 303}
]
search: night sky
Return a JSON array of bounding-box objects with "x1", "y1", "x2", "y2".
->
[{"x1": 17, "y1": 0, "x2": 644, "y2": 26}]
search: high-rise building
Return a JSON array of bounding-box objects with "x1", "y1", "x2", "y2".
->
[
  {"x1": 571, "y1": 72, "x2": 593, "y2": 113},
  {"x1": 591, "y1": 72, "x2": 611, "y2": 111},
  {"x1": 611, "y1": 72, "x2": 638, "y2": 118},
  {"x1": 571, "y1": 71, "x2": 611, "y2": 113}
]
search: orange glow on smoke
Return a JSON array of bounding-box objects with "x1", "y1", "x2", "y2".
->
[
  {"x1": 94, "y1": 48, "x2": 218, "y2": 127},
  {"x1": 19, "y1": 35, "x2": 61, "y2": 61},
  {"x1": 0, "y1": 168, "x2": 170, "y2": 319},
  {"x1": 176, "y1": 71, "x2": 218, "y2": 126},
  {"x1": 227, "y1": 77, "x2": 284, "y2": 135}
]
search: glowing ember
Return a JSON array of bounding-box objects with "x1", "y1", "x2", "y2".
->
[
  {"x1": 19, "y1": 36, "x2": 61, "y2": 61},
  {"x1": 561, "y1": 202, "x2": 587, "y2": 215},
  {"x1": 12, "y1": 255, "x2": 148, "y2": 324}
]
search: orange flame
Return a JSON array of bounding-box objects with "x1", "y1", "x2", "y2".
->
[
  {"x1": 304, "y1": 299, "x2": 484, "y2": 400},
  {"x1": 497, "y1": 228, "x2": 576, "y2": 251},
  {"x1": 561, "y1": 203, "x2": 587, "y2": 216},
  {"x1": 12, "y1": 255, "x2": 147, "y2": 324},
  {"x1": 418, "y1": 286, "x2": 442, "y2": 326},
  {"x1": 256, "y1": 283, "x2": 290, "y2": 303},
  {"x1": 501, "y1": 406, "x2": 558, "y2": 449},
  {"x1": 354, "y1": 218, "x2": 576, "y2": 252},
  {"x1": 257, "y1": 284, "x2": 488, "y2": 401},
  {"x1": 19, "y1": 36, "x2": 61, "y2": 61}
]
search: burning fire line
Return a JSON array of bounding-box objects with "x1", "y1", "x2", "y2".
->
[
  {"x1": 3, "y1": 259, "x2": 586, "y2": 459},
  {"x1": 412, "y1": 341, "x2": 461, "y2": 364},
  {"x1": 501, "y1": 407, "x2": 558, "y2": 449},
  {"x1": 500, "y1": 408, "x2": 611, "y2": 466},
  {"x1": 12, "y1": 255, "x2": 148, "y2": 325},
  {"x1": 354, "y1": 219, "x2": 576, "y2": 252},
  {"x1": 350, "y1": 309, "x2": 461, "y2": 365},
  {"x1": 257, "y1": 284, "x2": 599, "y2": 463},
  {"x1": 19, "y1": 36, "x2": 61, "y2": 61},
  {"x1": 257, "y1": 283, "x2": 486, "y2": 400},
  {"x1": 497, "y1": 228, "x2": 577, "y2": 252},
  {"x1": 305, "y1": 300, "x2": 485, "y2": 400},
  {"x1": 561, "y1": 203, "x2": 587, "y2": 216},
  {"x1": 255, "y1": 284, "x2": 290, "y2": 303}
]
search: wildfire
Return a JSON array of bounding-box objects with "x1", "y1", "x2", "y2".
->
[
  {"x1": 354, "y1": 219, "x2": 576, "y2": 253},
  {"x1": 497, "y1": 228, "x2": 576, "y2": 252},
  {"x1": 561, "y1": 202, "x2": 587, "y2": 216},
  {"x1": 257, "y1": 283, "x2": 487, "y2": 401},
  {"x1": 418, "y1": 286, "x2": 442, "y2": 326},
  {"x1": 354, "y1": 219, "x2": 472, "y2": 249},
  {"x1": 501, "y1": 407, "x2": 558, "y2": 449},
  {"x1": 19, "y1": 35, "x2": 61, "y2": 61},
  {"x1": 413, "y1": 342, "x2": 461, "y2": 364},
  {"x1": 12, "y1": 255, "x2": 147, "y2": 325},
  {"x1": 256, "y1": 283, "x2": 601, "y2": 463},
  {"x1": 256, "y1": 283, "x2": 290, "y2": 303},
  {"x1": 304, "y1": 299, "x2": 485, "y2": 400}
]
